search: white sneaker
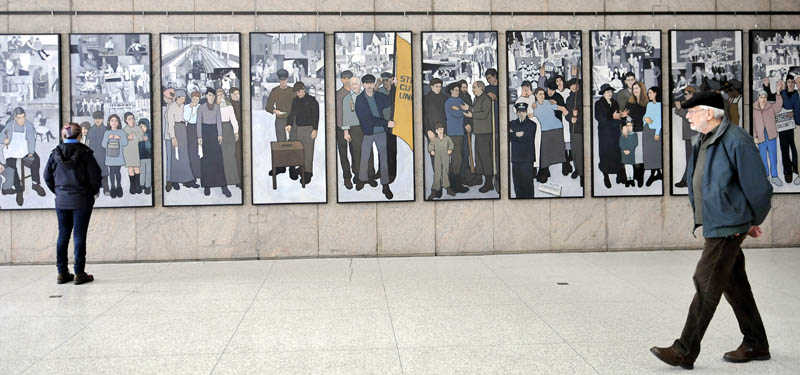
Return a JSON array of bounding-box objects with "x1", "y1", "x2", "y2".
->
[
  {"x1": 794, "y1": 176, "x2": 800, "y2": 185},
  {"x1": 771, "y1": 177, "x2": 784, "y2": 186}
]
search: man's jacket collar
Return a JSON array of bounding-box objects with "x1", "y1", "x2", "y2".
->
[{"x1": 705, "y1": 118, "x2": 730, "y2": 146}]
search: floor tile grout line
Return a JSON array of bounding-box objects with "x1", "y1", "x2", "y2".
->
[
  {"x1": 477, "y1": 256, "x2": 602, "y2": 375},
  {"x1": 377, "y1": 258, "x2": 406, "y2": 375},
  {"x1": 209, "y1": 260, "x2": 275, "y2": 375},
  {"x1": 0, "y1": 270, "x2": 51, "y2": 299},
  {"x1": 20, "y1": 261, "x2": 173, "y2": 374}
]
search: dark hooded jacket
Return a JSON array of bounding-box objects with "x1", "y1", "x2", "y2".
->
[{"x1": 44, "y1": 142, "x2": 102, "y2": 209}]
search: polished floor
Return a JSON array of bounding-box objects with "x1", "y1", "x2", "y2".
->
[{"x1": 1, "y1": 248, "x2": 798, "y2": 374}]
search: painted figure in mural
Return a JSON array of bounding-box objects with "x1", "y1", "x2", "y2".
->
[
  {"x1": 216, "y1": 88, "x2": 241, "y2": 189},
  {"x1": 44, "y1": 123, "x2": 101, "y2": 285},
  {"x1": 509, "y1": 102, "x2": 536, "y2": 198},
  {"x1": 342, "y1": 75, "x2": 375, "y2": 189},
  {"x1": 485, "y1": 68, "x2": 500, "y2": 193},
  {"x1": 623, "y1": 80, "x2": 647, "y2": 188},
  {"x1": 197, "y1": 88, "x2": 231, "y2": 198},
  {"x1": 101, "y1": 114, "x2": 128, "y2": 199},
  {"x1": 443, "y1": 82, "x2": 469, "y2": 196},
  {"x1": 532, "y1": 86, "x2": 568, "y2": 185},
  {"x1": 355, "y1": 74, "x2": 394, "y2": 199},
  {"x1": 753, "y1": 81, "x2": 785, "y2": 187},
  {"x1": 619, "y1": 120, "x2": 638, "y2": 187},
  {"x1": 167, "y1": 90, "x2": 197, "y2": 190},
  {"x1": 651, "y1": 92, "x2": 772, "y2": 370},
  {"x1": 184, "y1": 91, "x2": 202, "y2": 185},
  {"x1": 1, "y1": 107, "x2": 47, "y2": 206},
  {"x1": 265, "y1": 68, "x2": 298, "y2": 179},
  {"x1": 674, "y1": 86, "x2": 697, "y2": 188},
  {"x1": 230, "y1": 87, "x2": 243, "y2": 178},
  {"x1": 286, "y1": 81, "x2": 319, "y2": 185},
  {"x1": 458, "y1": 80, "x2": 480, "y2": 187},
  {"x1": 778, "y1": 74, "x2": 800, "y2": 184},
  {"x1": 470, "y1": 80, "x2": 495, "y2": 193},
  {"x1": 162, "y1": 88, "x2": 175, "y2": 192},
  {"x1": 595, "y1": 83, "x2": 627, "y2": 189},
  {"x1": 122, "y1": 112, "x2": 144, "y2": 195},
  {"x1": 86, "y1": 111, "x2": 109, "y2": 196},
  {"x1": 643, "y1": 86, "x2": 663, "y2": 187},
  {"x1": 426, "y1": 122, "x2": 453, "y2": 200},
  {"x1": 377, "y1": 72, "x2": 398, "y2": 183},
  {"x1": 336, "y1": 70, "x2": 355, "y2": 189},
  {"x1": 423, "y1": 77, "x2": 447, "y2": 167},
  {"x1": 137, "y1": 118, "x2": 152, "y2": 195},
  {"x1": 566, "y1": 78, "x2": 584, "y2": 186}
]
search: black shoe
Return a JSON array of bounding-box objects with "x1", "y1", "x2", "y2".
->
[
  {"x1": 446, "y1": 187, "x2": 456, "y2": 196},
  {"x1": 268, "y1": 167, "x2": 286, "y2": 177},
  {"x1": 435, "y1": 189, "x2": 443, "y2": 198},
  {"x1": 129, "y1": 176, "x2": 136, "y2": 194},
  {"x1": 172, "y1": 183, "x2": 180, "y2": 191},
  {"x1": 603, "y1": 173, "x2": 611, "y2": 189},
  {"x1": 134, "y1": 175, "x2": 142, "y2": 193},
  {"x1": 221, "y1": 186, "x2": 232, "y2": 197},
  {"x1": 57, "y1": 273, "x2": 74, "y2": 284},
  {"x1": 454, "y1": 175, "x2": 468, "y2": 193},
  {"x1": 537, "y1": 167, "x2": 550, "y2": 184},
  {"x1": 301, "y1": 172, "x2": 312, "y2": 185},
  {"x1": 478, "y1": 176, "x2": 494, "y2": 193},
  {"x1": 427, "y1": 189, "x2": 439, "y2": 200},
  {"x1": 32, "y1": 184, "x2": 46, "y2": 196},
  {"x1": 367, "y1": 178, "x2": 378, "y2": 187},
  {"x1": 562, "y1": 161, "x2": 572, "y2": 176},
  {"x1": 204, "y1": 187, "x2": 211, "y2": 196},
  {"x1": 355, "y1": 179, "x2": 365, "y2": 191},
  {"x1": 165, "y1": 182, "x2": 172, "y2": 192},
  {"x1": 74, "y1": 273, "x2": 94, "y2": 285},
  {"x1": 2, "y1": 188, "x2": 17, "y2": 195},
  {"x1": 723, "y1": 345, "x2": 771, "y2": 363},
  {"x1": 646, "y1": 174, "x2": 657, "y2": 187},
  {"x1": 650, "y1": 346, "x2": 693, "y2": 370},
  {"x1": 117, "y1": 186, "x2": 123, "y2": 198},
  {"x1": 344, "y1": 178, "x2": 353, "y2": 190},
  {"x1": 675, "y1": 180, "x2": 687, "y2": 188},
  {"x1": 144, "y1": 187, "x2": 152, "y2": 195},
  {"x1": 15, "y1": 192, "x2": 22, "y2": 206},
  {"x1": 571, "y1": 170, "x2": 580, "y2": 179},
  {"x1": 382, "y1": 184, "x2": 393, "y2": 200},
  {"x1": 289, "y1": 167, "x2": 299, "y2": 180},
  {"x1": 785, "y1": 174, "x2": 792, "y2": 184}
]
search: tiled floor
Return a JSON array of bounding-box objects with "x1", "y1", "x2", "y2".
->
[{"x1": 1, "y1": 248, "x2": 799, "y2": 374}]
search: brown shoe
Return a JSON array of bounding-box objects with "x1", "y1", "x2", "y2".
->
[
  {"x1": 57, "y1": 273, "x2": 74, "y2": 284},
  {"x1": 650, "y1": 346, "x2": 694, "y2": 370},
  {"x1": 724, "y1": 345, "x2": 771, "y2": 363},
  {"x1": 74, "y1": 273, "x2": 94, "y2": 285}
]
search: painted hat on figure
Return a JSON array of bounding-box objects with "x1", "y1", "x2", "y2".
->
[
  {"x1": 567, "y1": 78, "x2": 580, "y2": 87},
  {"x1": 682, "y1": 91, "x2": 726, "y2": 110},
  {"x1": 276, "y1": 69, "x2": 289, "y2": 79},
  {"x1": 380, "y1": 72, "x2": 393, "y2": 79},
  {"x1": 514, "y1": 102, "x2": 528, "y2": 112},
  {"x1": 361, "y1": 74, "x2": 376, "y2": 84},
  {"x1": 598, "y1": 83, "x2": 614, "y2": 95}
]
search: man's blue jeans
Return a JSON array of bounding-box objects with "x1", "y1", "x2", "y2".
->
[{"x1": 56, "y1": 208, "x2": 93, "y2": 274}]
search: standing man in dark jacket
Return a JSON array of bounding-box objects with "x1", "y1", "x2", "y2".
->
[
  {"x1": 509, "y1": 102, "x2": 536, "y2": 198},
  {"x1": 286, "y1": 81, "x2": 319, "y2": 185},
  {"x1": 44, "y1": 122, "x2": 102, "y2": 285},
  {"x1": 779, "y1": 74, "x2": 800, "y2": 184},
  {"x1": 565, "y1": 78, "x2": 584, "y2": 186},
  {"x1": 355, "y1": 74, "x2": 394, "y2": 199},
  {"x1": 423, "y1": 78, "x2": 447, "y2": 167},
  {"x1": 651, "y1": 92, "x2": 773, "y2": 370}
]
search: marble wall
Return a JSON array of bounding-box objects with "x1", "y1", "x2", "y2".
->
[{"x1": 1, "y1": 0, "x2": 798, "y2": 264}]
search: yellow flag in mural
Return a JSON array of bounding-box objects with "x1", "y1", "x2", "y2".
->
[{"x1": 392, "y1": 33, "x2": 413, "y2": 150}]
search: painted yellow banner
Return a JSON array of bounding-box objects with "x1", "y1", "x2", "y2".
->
[{"x1": 392, "y1": 33, "x2": 413, "y2": 150}]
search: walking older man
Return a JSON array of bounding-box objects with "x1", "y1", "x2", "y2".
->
[{"x1": 650, "y1": 92, "x2": 773, "y2": 370}]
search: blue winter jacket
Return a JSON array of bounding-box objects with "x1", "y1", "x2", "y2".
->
[
  {"x1": 354, "y1": 91, "x2": 392, "y2": 135},
  {"x1": 44, "y1": 142, "x2": 102, "y2": 209},
  {"x1": 687, "y1": 118, "x2": 773, "y2": 238}
]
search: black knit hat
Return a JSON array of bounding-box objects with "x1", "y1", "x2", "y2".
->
[{"x1": 682, "y1": 91, "x2": 725, "y2": 110}]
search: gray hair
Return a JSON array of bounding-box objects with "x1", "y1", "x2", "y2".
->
[{"x1": 697, "y1": 105, "x2": 725, "y2": 119}]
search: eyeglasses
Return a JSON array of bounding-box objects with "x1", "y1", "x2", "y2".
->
[{"x1": 686, "y1": 108, "x2": 706, "y2": 115}]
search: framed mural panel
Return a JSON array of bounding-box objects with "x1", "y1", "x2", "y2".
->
[
  {"x1": 250, "y1": 32, "x2": 326, "y2": 205},
  {"x1": 333, "y1": 32, "x2": 414, "y2": 203},
  {"x1": 422, "y1": 31, "x2": 499, "y2": 201},
  {"x1": 0, "y1": 34, "x2": 61, "y2": 210},
  {"x1": 160, "y1": 33, "x2": 243, "y2": 207},
  {"x1": 669, "y1": 30, "x2": 743, "y2": 196},
  {"x1": 506, "y1": 30, "x2": 583, "y2": 199},
  {"x1": 69, "y1": 33, "x2": 154, "y2": 208},
  {"x1": 590, "y1": 30, "x2": 664, "y2": 197},
  {"x1": 749, "y1": 30, "x2": 800, "y2": 193}
]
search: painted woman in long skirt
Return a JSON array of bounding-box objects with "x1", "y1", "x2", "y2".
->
[
  {"x1": 531, "y1": 87, "x2": 568, "y2": 183},
  {"x1": 642, "y1": 86, "x2": 663, "y2": 187},
  {"x1": 166, "y1": 89, "x2": 197, "y2": 190},
  {"x1": 196, "y1": 88, "x2": 231, "y2": 198},
  {"x1": 216, "y1": 88, "x2": 240, "y2": 188},
  {"x1": 123, "y1": 112, "x2": 144, "y2": 194}
]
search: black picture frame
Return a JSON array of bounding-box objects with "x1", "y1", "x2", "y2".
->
[
  {"x1": 420, "y1": 30, "x2": 501, "y2": 202},
  {"x1": 333, "y1": 31, "x2": 416, "y2": 204},
  {"x1": 668, "y1": 29, "x2": 743, "y2": 196},
  {"x1": 589, "y1": 29, "x2": 665, "y2": 198},
  {"x1": 504, "y1": 29, "x2": 585, "y2": 200},
  {"x1": 159, "y1": 32, "x2": 245, "y2": 208},
  {"x1": 748, "y1": 29, "x2": 800, "y2": 195},
  {"x1": 249, "y1": 31, "x2": 328, "y2": 206},
  {"x1": 0, "y1": 33, "x2": 63, "y2": 211},
  {"x1": 68, "y1": 32, "x2": 155, "y2": 209}
]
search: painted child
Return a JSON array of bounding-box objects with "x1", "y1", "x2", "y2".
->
[
  {"x1": 619, "y1": 121, "x2": 638, "y2": 187},
  {"x1": 427, "y1": 122, "x2": 454, "y2": 199}
]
